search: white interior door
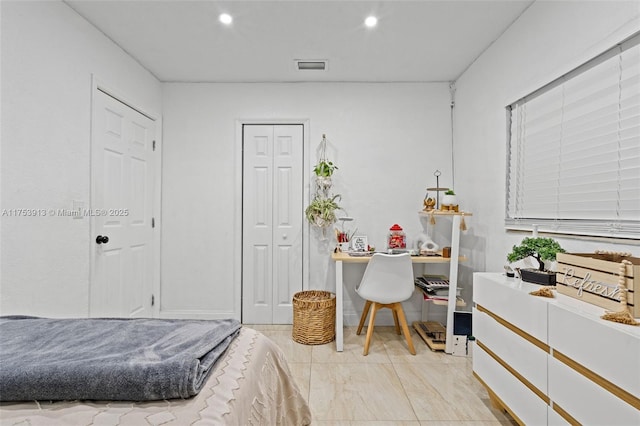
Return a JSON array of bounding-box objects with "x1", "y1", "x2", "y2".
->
[
  {"x1": 242, "y1": 124, "x2": 304, "y2": 324},
  {"x1": 90, "y1": 88, "x2": 156, "y2": 318}
]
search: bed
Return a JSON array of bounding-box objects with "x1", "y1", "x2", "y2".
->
[{"x1": 0, "y1": 317, "x2": 311, "y2": 425}]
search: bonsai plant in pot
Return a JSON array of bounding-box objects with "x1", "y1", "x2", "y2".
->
[{"x1": 507, "y1": 237, "x2": 566, "y2": 285}]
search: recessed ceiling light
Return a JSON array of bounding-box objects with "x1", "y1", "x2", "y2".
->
[
  {"x1": 365, "y1": 16, "x2": 378, "y2": 28},
  {"x1": 219, "y1": 13, "x2": 233, "y2": 25}
]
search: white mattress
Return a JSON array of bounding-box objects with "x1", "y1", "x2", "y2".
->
[{"x1": 0, "y1": 327, "x2": 311, "y2": 425}]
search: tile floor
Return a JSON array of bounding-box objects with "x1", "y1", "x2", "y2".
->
[{"x1": 246, "y1": 324, "x2": 517, "y2": 426}]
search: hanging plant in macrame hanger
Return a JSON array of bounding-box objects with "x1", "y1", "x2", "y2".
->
[
  {"x1": 313, "y1": 134, "x2": 338, "y2": 196},
  {"x1": 305, "y1": 134, "x2": 342, "y2": 234}
]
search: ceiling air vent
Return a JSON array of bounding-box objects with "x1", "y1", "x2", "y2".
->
[{"x1": 295, "y1": 60, "x2": 328, "y2": 71}]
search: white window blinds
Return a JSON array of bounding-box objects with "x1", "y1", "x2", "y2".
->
[{"x1": 506, "y1": 32, "x2": 640, "y2": 239}]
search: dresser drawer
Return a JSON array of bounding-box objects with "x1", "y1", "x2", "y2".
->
[
  {"x1": 474, "y1": 273, "x2": 549, "y2": 342},
  {"x1": 547, "y1": 405, "x2": 570, "y2": 426},
  {"x1": 473, "y1": 307, "x2": 548, "y2": 393},
  {"x1": 549, "y1": 356, "x2": 640, "y2": 425},
  {"x1": 549, "y1": 303, "x2": 640, "y2": 397},
  {"x1": 474, "y1": 343, "x2": 549, "y2": 426}
]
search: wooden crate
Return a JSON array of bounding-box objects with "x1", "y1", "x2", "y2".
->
[{"x1": 556, "y1": 253, "x2": 639, "y2": 317}]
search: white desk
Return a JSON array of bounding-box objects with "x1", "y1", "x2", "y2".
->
[{"x1": 332, "y1": 214, "x2": 465, "y2": 352}]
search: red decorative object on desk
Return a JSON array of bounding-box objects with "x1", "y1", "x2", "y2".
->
[{"x1": 387, "y1": 224, "x2": 406, "y2": 249}]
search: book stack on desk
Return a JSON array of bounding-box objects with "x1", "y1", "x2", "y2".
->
[{"x1": 414, "y1": 275, "x2": 461, "y2": 300}]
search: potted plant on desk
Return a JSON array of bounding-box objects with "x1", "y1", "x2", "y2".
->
[{"x1": 507, "y1": 237, "x2": 566, "y2": 285}]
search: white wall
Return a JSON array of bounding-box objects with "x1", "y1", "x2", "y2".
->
[
  {"x1": 9, "y1": 1, "x2": 635, "y2": 324},
  {"x1": 161, "y1": 82, "x2": 452, "y2": 323},
  {"x1": 0, "y1": 1, "x2": 162, "y2": 316},
  {"x1": 453, "y1": 1, "x2": 640, "y2": 278}
]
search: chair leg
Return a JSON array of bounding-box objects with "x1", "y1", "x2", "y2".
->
[
  {"x1": 363, "y1": 302, "x2": 379, "y2": 356},
  {"x1": 394, "y1": 303, "x2": 416, "y2": 355},
  {"x1": 392, "y1": 309, "x2": 401, "y2": 335},
  {"x1": 357, "y1": 300, "x2": 372, "y2": 335}
]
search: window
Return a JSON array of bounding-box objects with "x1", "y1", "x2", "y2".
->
[{"x1": 506, "y1": 32, "x2": 640, "y2": 239}]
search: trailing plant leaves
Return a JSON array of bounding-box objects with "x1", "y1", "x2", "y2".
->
[
  {"x1": 305, "y1": 195, "x2": 341, "y2": 227},
  {"x1": 313, "y1": 161, "x2": 338, "y2": 177}
]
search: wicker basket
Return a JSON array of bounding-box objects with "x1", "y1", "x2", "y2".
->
[{"x1": 292, "y1": 290, "x2": 336, "y2": 345}]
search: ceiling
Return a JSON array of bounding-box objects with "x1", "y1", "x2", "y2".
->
[{"x1": 64, "y1": 0, "x2": 534, "y2": 83}]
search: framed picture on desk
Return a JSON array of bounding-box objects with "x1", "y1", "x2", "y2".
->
[{"x1": 351, "y1": 235, "x2": 368, "y2": 252}]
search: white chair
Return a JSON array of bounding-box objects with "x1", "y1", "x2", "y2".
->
[{"x1": 355, "y1": 253, "x2": 416, "y2": 356}]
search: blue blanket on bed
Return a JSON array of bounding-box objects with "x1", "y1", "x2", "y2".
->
[{"x1": 0, "y1": 316, "x2": 241, "y2": 401}]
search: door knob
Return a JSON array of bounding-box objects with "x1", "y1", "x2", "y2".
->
[
  {"x1": 283, "y1": 234, "x2": 288, "y2": 240},
  {"x1": 96, "y1": 235, "x2": 109, "y2": 244}
]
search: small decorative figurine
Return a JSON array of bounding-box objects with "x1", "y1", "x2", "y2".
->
[{"x1": 423, "y1": 196, "x2": 436, "y2": 211}]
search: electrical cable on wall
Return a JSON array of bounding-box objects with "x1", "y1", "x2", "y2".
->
[{"x1": 449, "y1": 82, "x2": 456, "y2": 190}]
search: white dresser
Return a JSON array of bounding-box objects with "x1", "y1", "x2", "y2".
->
[{"x1": 473, "y1": 272, "x2": 640, "y2": 425}]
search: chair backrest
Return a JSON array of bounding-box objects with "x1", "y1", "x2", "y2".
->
[{"x1": 356, "y1": 253, "x2": 415, "y2": 304}]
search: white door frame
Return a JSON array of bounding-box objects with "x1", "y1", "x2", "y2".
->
[
  {"x1": 234, "y1": 119, "x2": 310, "y2": 322},
  {"x1": 90, "y1": 75, "x2": 162, "y2": 317}
]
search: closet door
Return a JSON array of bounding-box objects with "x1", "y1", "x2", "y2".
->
[{"x1": 242, "y1": 125, "x2": 303, "y2": 324}]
